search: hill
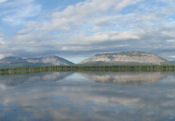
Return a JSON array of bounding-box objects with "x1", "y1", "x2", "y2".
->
[{"x1": 79, "y1": 51, "x2": 170, "y2": 65}]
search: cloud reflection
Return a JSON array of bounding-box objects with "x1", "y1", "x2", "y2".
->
[{"x1": 0, "y1": 72, "x2": 175, "y2": 121}]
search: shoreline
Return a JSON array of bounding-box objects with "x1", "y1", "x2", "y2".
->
[{"x1": 0, "y1": 65, "x2": 175, "y2": 75}]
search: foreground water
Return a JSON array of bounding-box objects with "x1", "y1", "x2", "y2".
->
[{"x1": 0, "y1": 72, "x2": 175, "y2": 121}]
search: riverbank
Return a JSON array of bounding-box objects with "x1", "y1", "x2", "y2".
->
[{"x1": 0, "y1": 65, "x2": 175, "y2": 75}]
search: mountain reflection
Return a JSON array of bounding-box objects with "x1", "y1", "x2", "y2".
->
[
  {"x1": 81, "y1": 72, "x2": 170, "y2": 86},
  {"x1": 0, "y1": 72, "x2": 72, "y2": 86},
  {"x1": 0, "y1": 72, "x2": 175, "y2": 121}
]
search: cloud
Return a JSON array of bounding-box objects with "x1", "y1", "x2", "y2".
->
[
  {"x1": 0, "y1": 0, "x2": 7, "y2": 3},
  {"x1": 0, "y1": 37, "x2": 5, "y2": 45},
  {"x1": 1, "y1": 0, "x2": 175, "y2": 61},
  {"x1": 40, "y1": 0, "x2": 142, "y2": 31},
  {"x1": 0, "y1": 32, "x2": 5, "y2": 36},
  {"x1": 0, "y1": 0, "x2": 41, "y2": 25},
  {"x1": 0, "y1": 32, "x2": 6, "y2": 46}
]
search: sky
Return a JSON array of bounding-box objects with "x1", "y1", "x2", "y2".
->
[{"x1": 0, "y1": 0, "x2": 175, "y2": 63}]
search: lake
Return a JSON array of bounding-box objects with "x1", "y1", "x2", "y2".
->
[{"x1": 0, "y1": 72, "x2": 175, "y2": 121}]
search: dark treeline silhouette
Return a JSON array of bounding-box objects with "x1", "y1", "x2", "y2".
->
[{"x1": 1, "y1": 65, "x2": 175, "y2": 75}]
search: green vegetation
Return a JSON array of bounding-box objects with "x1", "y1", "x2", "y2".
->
[{"x1": 0, "y1": 65, "x2": 175, "y2": 75}]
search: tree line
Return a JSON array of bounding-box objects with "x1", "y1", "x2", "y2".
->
[{"x1": 0, "y1": 65, "x2": 175, "y2": 75}]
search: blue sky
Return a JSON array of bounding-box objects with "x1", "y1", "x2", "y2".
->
[{"x1": 0, "y1": 0, "x2": 175, "y2": 63}]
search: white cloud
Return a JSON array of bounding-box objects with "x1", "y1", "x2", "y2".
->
[
  {"x1": 0, "y1": 33, "x2": 6, "y2": 46},
  {"x1": 169, "y1": 55, "x2": 175, "y2": 59},
  {"x1": 1, "y1": 0, "x2": 175, "y2": 60},
  {"x1": 1, "y1": 0, "x2": 41, "y2": 25},
  {"x1": 166, "y1": 39, "x2": 175, "y2": 43},
  {"x1": 0, "y1": 37, "x2": 5, "y2": 45},
  {"x1": 0, "y1": 32, "x2": 5, "y2": 37},
  {"x1": 0, "y1": 0, "x2": 7, "y2": 3},
  {"x1": 115, "y1": 0, "x2": 141, "y2": 10},
  {"x1": 41, "y1": 0, "x2": 141, "y2": 31}
]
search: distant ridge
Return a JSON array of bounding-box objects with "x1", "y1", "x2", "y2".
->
[
  {"x1": 0, "y1": 51, "x2": 172, "y2": 69},
  {"x1": 0, "y1": 56, "x2": 73, "y2": 69},
  {"x1": 79, "y1": 51, "x2": 171, "y2": 65}
]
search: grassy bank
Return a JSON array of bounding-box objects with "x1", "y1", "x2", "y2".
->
[{"x1": 0, "y1": 65, "x2": 175, "y2": 75}]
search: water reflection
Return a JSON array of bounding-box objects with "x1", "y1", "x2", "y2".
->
[
  {"x1": 0, "y1": 72, "x2": 175, "y2": 121},
  {"x1": 81, "y1": 72, "x2": 170, "y2": 86},
  {"x1": 0, "y1": 72, "x2": 72, "y2": 87}
]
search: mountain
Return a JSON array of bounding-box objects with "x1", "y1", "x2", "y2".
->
[
  {"x1": 0, "y1": 56, "x2": 73, "y2": 69},
  {"x1": 79, "y1": 51, "x2": 171, "y2": 65}
]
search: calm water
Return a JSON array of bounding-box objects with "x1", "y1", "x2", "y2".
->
[{"x1": 0, "y1": 72, "x2": 175, "y2": 121}]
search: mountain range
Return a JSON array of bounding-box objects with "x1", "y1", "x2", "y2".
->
[
  {"x1": 0, "y1": 56, "x2": 73, "y2": 69},
  {"x1": 0, "y1": 51, "x2": 173, "y2": 69}
]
